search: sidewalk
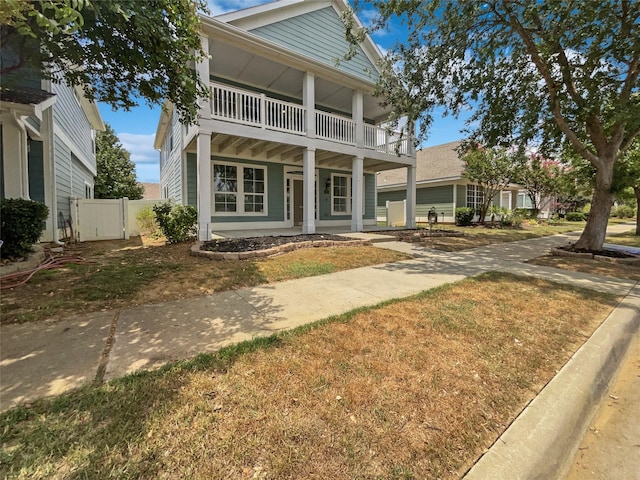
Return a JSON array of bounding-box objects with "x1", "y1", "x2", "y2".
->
[{"x1": 1, "y1": 224, "x2": 638, "y2": 479}]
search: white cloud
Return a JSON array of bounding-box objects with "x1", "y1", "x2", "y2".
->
[{"x1": 117, "y1": 132, "x2": 159, "y2": 183}]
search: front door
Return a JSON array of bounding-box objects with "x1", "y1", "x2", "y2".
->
[{"x1": 293, "y1": 179, "x2": 303, "y2": 226}]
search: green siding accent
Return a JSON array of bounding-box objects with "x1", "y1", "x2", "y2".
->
[
  {"x1": 364, "y1": 173, "x2": 375, "y2": 219},
  {"x1": 456, "y1": 185, "x2": 466, "y2": 208},
  {"x1": 211, "y1": 157, "x2": 285, "y2": 223},
  {"x1": 318, "y1": 169, "x2": 373, "y2": 220},
  {"x1": 378, "y1": 189, "x2": 406, "y2": 206},
  {"x1": 28, "y1": 138, "x2": 45, "y2": 204},
  {"x1": 250, "y1": 7, "x2": 378, "y2": 83},
  {"x1": 318, "y1": 169, "x2": 333, "y2": 220},
  {"x1": 379, "y1": 185, "x2": 455, "y2": 218},
  {"x1": 186, "y1": 153, "x2": 197, "y2": 207}
]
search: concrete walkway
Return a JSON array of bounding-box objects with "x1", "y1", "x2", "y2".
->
[{"x1": 1, "y1": 223, "x2": 638, "y2": 479}]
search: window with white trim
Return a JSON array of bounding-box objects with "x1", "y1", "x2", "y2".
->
[
  {"x1": 213, "y1": 162, "x2": 267, "y2": 215},
  {"x1": 84, "y1": 182, "x2": 93, "y2": 199},
  {"x1": 331, "y1": 173, "x2": 351, "y2": 215},
  {"x1": 466, "y1": 184, "x2": 484, "y2": 211}
]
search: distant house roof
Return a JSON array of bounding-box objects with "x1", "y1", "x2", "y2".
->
[
  {"x1": 377, "y1": 141, "x2": 463, "y2": 188},
  {"x1": 141, "y1": 182, "x2": 160, "y2": 200}
]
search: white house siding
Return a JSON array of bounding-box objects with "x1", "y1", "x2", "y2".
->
[
  {"x1": 51, "y1": 81, "x2": 95, "y2": 171},
  {"x1": 249, "y1": 6, "x2": 378, "y2": 83},
  {"x1": 159, "y1": 112, "x2": 183, "y2": 203}
]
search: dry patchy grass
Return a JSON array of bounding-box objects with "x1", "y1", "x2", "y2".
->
[
  {"x1": 418, "y1": 222, "x2": 581, "y2": 252},
  {"x1": 0, "y1": 237, "x2": 408, "y2": 325},
  {"x1": 0, "y1": 273, "x2": 617, "y2": 480},
  {"x1": 527, "y1": 230, "x2": 640, "y2": 282}
]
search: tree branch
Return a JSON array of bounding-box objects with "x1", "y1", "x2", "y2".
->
[{"x1": 500, "y1": 1, "x2": 597, "y2": 164}]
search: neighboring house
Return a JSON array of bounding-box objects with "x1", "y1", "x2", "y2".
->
[
  {"x1": 154, "y1": 0, "x2": 417, "y2": 240},
  {"x1": 141, "y1": 182, "x2": 160, "y2": 200},
  {"x1": 0, "y1": 34, "x2": 104, "y2": 242},
  {"x1": 377, "y1": 141, "x2": 520, "y2": 223}
]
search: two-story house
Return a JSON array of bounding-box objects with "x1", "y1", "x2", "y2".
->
[
  {"x1": 154, "y1": 0, "x2": 417, "y2": 241},
  {"x1": 0, "y1": 32, "x2": 104, "y2": 243}
]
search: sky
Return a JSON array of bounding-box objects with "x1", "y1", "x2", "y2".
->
[{"x1": 97, "y1": 0, "x2": 471, "y2": 184}]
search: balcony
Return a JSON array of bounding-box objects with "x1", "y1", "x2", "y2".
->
[{"x1": 210, "y1": 83, "x2": 412, "y2": 157}]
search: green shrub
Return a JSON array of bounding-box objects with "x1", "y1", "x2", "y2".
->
[
  {"x1": 136, "y1": 205, "x2": 161, "y2": 237},
  {"x1": 501, "y1": 213, "x2": 523, "y2": 228},
  {"x1": 611, "y1": 205, "x2": 635, "y2": 219},
  {"x1": 455, "y1": 207, "x2": 475, "y2": 226},
  {"x1": 153, "y1": 202, "x2": 197, "y2": 243},
  {"x1": 565, "y1": 211, "x2": 586, "y2": 221},
  {"x1": 0, "y1": 198, "x2": 49, "y2": 259}
]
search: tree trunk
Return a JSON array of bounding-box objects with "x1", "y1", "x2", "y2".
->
[
  {"x1": 635, "y1": 186, "x2": 640, "y2": 236},
  {"x1": 574, "y1": 158, "x2": 615, "y2": 251}
]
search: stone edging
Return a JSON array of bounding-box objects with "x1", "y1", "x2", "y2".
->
[
  {"x1": 551, "y1": 247, "x2": 640, "y2": 265},
  {"x1": 0, "y1": 245, "x2": 46, "y2": 277},
  {"x1": 190, "y1": 239, "x2": 372, "y2": 260}
]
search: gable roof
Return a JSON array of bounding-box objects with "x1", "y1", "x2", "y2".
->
[
  {"x1": 377, "y1": 141, "x2": 464, "y2": 188},
  {"x1": 213, "y1": 0, "x2": 383, "y2": 81}
]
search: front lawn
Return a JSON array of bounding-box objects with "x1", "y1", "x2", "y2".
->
[
  {"x1": 0, "y1": 237, "x2": 409, "y2": 324},
  {"x1": 0, "y1": 273, "x2": 617, "y2": 479}
]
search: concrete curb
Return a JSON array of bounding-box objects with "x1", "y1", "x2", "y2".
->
[{"x1": 463, "y1": 284, "x2": 640, "y2": 480}]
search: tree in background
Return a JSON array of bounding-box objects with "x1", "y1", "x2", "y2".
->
[
  {"x1": 614, "y1": 140, "x2": 640, "y2": 235},
  {"x1": 95, "y1": 124, "x2": 144, "y2": 200},
  {"x1": 513, "y1": 154, "x2": 563, "y2": 218},
  {"x1": 347, "y1": 0, "x2": 640, "y2": 251},
  {"x1": 461, "y1": 145, "x2": 519, "y2": 224},
  {"x1": 1, "y1": 0, "x2": 208, "y2": 124}
]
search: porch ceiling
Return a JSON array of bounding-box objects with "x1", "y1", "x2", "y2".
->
[
  {"x1": 186, "y1": 133, "x2": 410, "y2": 173},
  {"x1": 209, "y1": 39, "x2": 390, "y2": 123}
]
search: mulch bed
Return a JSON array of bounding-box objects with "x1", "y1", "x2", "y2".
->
[
  {"x1": 552, "y1": 244, "x2": 640, "y2": 264},
  {"x1": 201, "y1": 234, "x2": 357, "y2": 253}
]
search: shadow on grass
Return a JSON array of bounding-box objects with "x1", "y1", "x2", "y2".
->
[{"x1": 0, "y1": 335, "x2": 284, "y2": 479}]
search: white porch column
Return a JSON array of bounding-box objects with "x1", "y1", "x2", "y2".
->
[
  {"x1": 406, "y1": 165, "x2": 416, "y2": 228},
  {"x1": 2, "y1": 115, "x2": 29, "y2": 199},
  {"x1": 352, "y1": 90, "x2": 364, "y2": 148},
  {"x1": 351, "y1": 156, "x2": 364, "y2": 231},
  {"x1": 303, "y1": 72, "x2": 315, "y2": 138},
  {"x1": 302, "y1": 147, "x2": 316, "y2": 234},
  {"x1": 196, "y1": 35, "x2": 211, "y2": 120},
  {"x1": 197, "y1": 132, "x2": 212, "y2": 241}
]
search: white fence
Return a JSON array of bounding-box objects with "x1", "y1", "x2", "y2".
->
[
  {"x1": 70, "y1": 197, "x2": 166, "y2": 242},
  {"x1": 386, "y1": 199, "x2": 406, "y2": 227}
]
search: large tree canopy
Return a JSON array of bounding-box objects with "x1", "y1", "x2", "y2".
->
[
  {"x1": 1, "y1": 0, "x2": 208, "y2": 124},
  {"x1": 349, "y1": 0, "x2": 640, "y2": 250},
  {"x1": 95, "y1": 124, "x2": 144, "y2": 200}
]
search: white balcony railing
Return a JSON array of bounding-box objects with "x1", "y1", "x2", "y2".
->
[
  {"x1": 315, "y1": 110, "x2": 356, "y2": 145},
  {"x1": 210, "y1": 82, "x2": 411, "y2": 156}
]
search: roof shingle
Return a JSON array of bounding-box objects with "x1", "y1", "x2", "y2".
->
[{"x1": 377, "y1": 141, "x2": 463, "y2": 188}]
